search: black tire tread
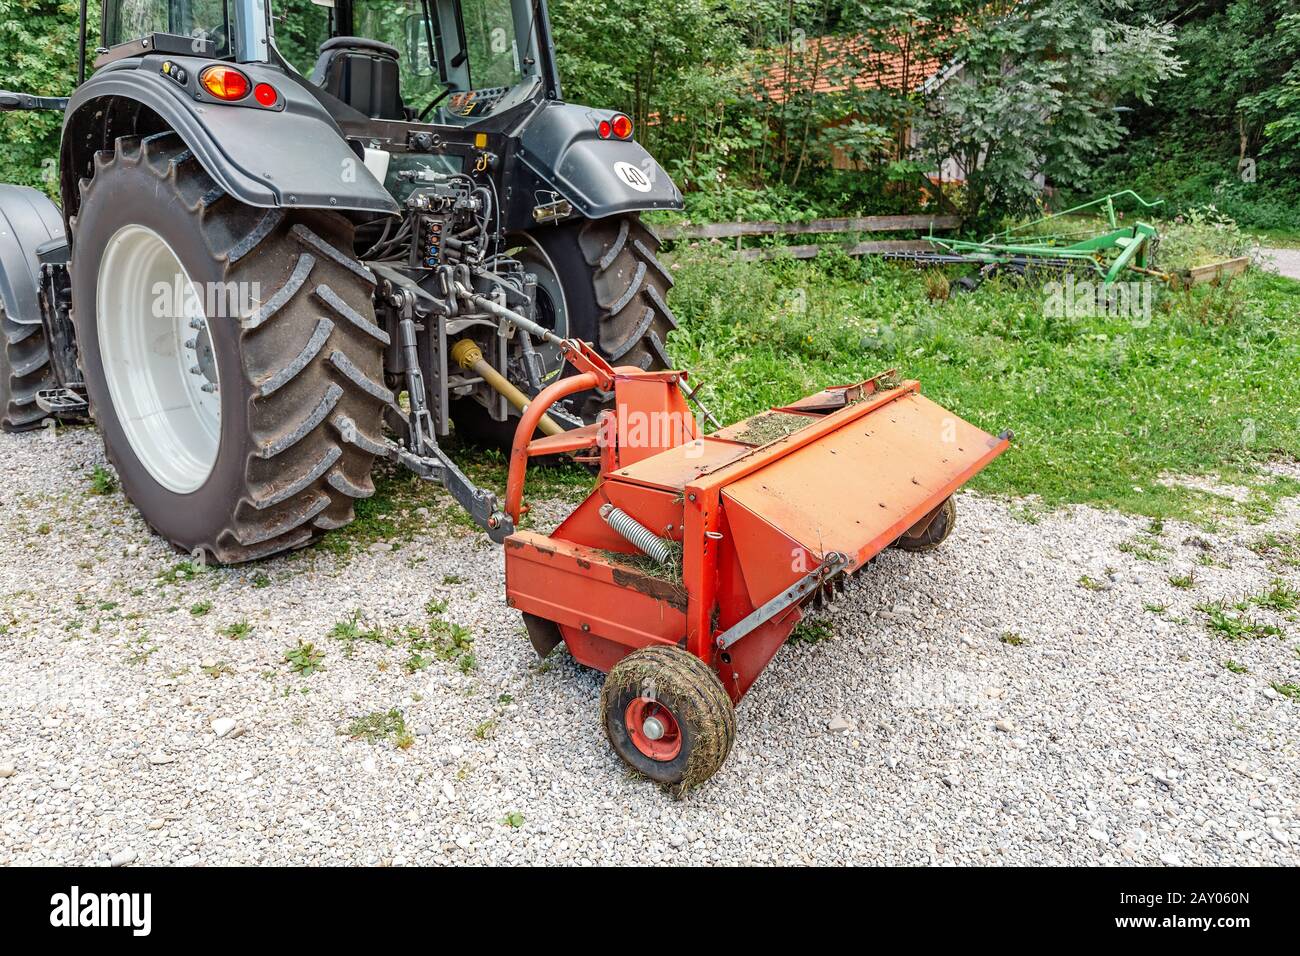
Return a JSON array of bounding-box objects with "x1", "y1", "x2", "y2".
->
[
  {"x1": 0, "y1": 299, "x2": 55, "y2": 432},
  {"x1": 577, "y1": 215, "x2": 677, "y2": 380},
  {"x1": 74, "y1": 133, "x2": 386, "y2": 563}
]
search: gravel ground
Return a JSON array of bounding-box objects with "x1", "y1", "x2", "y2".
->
[{"x1": 1, "y1": 426, "x2": 1298, "y2": 866}]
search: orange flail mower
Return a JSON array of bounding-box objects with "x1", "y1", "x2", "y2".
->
[{"x1": 501, "y1": 336, "x2": 1010, "y2": 788}]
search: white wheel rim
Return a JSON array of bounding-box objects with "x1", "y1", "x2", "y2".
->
[{"x1": 97, "y1": 224, "x2": 221, "y2": 494}]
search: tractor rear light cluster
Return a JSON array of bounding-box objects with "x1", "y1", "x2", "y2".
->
[
  {"x1": 597, "y1": 114, "x2": 633, "y2": 140},
  {"x1": 200, "y1": 66, "x2": 249, "y2": 100},
  {"x1": 198, "y1": 65, "x2": 279, "y2": 108}
]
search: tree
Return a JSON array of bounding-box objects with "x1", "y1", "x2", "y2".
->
[
  {"x1": 913, "y1": 0, "x2": 1181, "y2": 225},
  {"x1": 1237, "y1": 12, "x2": 1300, "y2": 175},
  {"x1": 0, "y1": 0, "x2": 93, "y2": 194}
]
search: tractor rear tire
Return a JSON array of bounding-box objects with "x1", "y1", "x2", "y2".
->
[
  {"x1": 602, "y1": 644, "x2": 736, "y2": 791},
  {"x1": 0, "y1": 301, "x2": 54, "y2": 432},
  {"x1": 71, "y1": 133, "x2": 388, "y2": 563},
  {"x1": 451, "y1": 214, "x2": 677, "y2": 446}
]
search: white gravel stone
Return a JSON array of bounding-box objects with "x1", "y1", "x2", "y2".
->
[
  {"x1": 210, "y1": 718, "x2": 238, "y2": 738},
  {"x1": 827, "y1": 715, "x2": 854, "y2": 734},
  {"x1": 1, "y1": 427, "x2": 1298, "y2": 865}
]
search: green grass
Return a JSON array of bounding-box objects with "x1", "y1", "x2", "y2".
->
[
  {"x1": 789, "y1": 618, "x2": 834, "y2": 645},
  {"x1": 314, "y1": 449, "x2": 592, "y2": 556},
  {"x1": 1118, "y1": 533, "x2": 1169, "y2": 562},
  {"x1": 220, "y1": 619, "x2": 252, "y2": 640},
  {"x1": 1272, "y1": 682, "x2": 1300, "y2": 700},
  {"x1": 158, "y1": 561, "x2": 204, "y2": 585},
  {"x1": 1249, "y1": 533, "x2": 1300, "y2": 567},
  {"x1": 1196, "y1": 601, "x2": 1283, "y2": 641},
  {"x1": 343, "y1": 708, "x2": 413, "y2": 748},
  {"x1": 666, "y1": 250, "x2": 1300, "y2": 521},
  {"x1": 88, "y1": 466, "x2": 118, "y2": 496},
  {"x1": 328, "y1": 611, "x2": 394, "y2": 657},
  {"x1": 1250, "y1": 578, "x2": 1300, "y2": 612},
  {"x1": 284, "y1": 640, "x2": 326, "y2": 676},
  {"x1": 1223, "y1": 660, "x2": 1249, "y2": 674}
]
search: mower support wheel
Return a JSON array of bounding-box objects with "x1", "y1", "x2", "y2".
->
[
  {"x1": 601, "y1": 644, "x2": 736, "y2": 791},
  {"x1": 893, "y1": 495, "x2": 956, "y2": 553}
]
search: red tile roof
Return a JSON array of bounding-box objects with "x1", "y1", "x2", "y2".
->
[{"x1": 759, "y1": 32, "x2": 946, "y2": 103}]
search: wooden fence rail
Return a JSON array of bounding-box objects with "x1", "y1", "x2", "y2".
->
[{"x1": 656, "y1": 214, "x2": 962, "y2": 261}]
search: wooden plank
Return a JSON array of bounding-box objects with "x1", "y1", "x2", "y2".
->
[
  {"x1": 658, "y1": 215, "x2": 962, "y2": 241},
  {"x1": 735, "y1": 240, "x2": 936, "y2": 262},
  {"x1": 1182, "y1": 256, "x2": 1250, "y2": 287}
]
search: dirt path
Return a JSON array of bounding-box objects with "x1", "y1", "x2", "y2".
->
[{"x1": 1260, "y1": 248, "x2": 1300, "y2": 281}]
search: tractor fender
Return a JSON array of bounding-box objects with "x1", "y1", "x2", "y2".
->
[
  {"x1": 60, "y1": 57, "x2": 397, "y2": 228},
  {"x1": 517, "y1": 102, "x2": 683, "y2": 219},
  {"x1": 0, "y1": 184, "x2": 65, "y2": 326}
]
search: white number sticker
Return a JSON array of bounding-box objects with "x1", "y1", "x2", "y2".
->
[{"x1": 614, "y1": 161, "x2": 653, "y2": 193}]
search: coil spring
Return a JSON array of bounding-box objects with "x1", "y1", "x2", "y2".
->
[{"x1": 599, "y1": 504, "x2": 671, "y2": 565}]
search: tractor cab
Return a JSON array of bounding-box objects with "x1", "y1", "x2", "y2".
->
[{"x1": 99, "y1": 0, "x2": 559, "y2": 127}]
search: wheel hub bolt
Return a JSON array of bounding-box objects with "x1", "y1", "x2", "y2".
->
[{"x1": 642, "y1": 716, "x2": 665, "y2": 741}]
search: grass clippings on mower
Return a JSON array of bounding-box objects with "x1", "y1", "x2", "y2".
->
[
  {"x1": 731, "y1": 411, "x2": 815, "y2": 446},
  {"x1": 599, "y1": 540, "x2": 685, "y2": 583}
]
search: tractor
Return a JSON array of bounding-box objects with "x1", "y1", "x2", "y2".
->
[{"x1": 0, "y1": 0, "x2": 1010, "y2": 788}]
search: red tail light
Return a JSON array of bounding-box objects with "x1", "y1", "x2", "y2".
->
[
  {"x1": 253, "y1": 83, "x2": 278, "y2": 107},
  {"x1": 611, "y1": 114, "x2": 633, "y2": 139},
  {"x1": 597, "y1": 119, "x2": 612, "y2": 139},
  {"x1": 200, "y1": 66, "x2": 250, "y2": 101}
]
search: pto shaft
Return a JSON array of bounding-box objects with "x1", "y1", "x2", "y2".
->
[{"x1": 450, "y1": 339, "x2": 562, "y2": 437}]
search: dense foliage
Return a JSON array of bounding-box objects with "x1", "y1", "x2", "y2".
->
[
  {"x1": 1078, "y1": 1, "x2": 1300, "y2": 233},
  {"x1": 0, "y1": 0, "x2": 1291, "y2": 230}
]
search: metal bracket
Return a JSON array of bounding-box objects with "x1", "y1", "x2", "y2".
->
[{"x1": 714, "y1": 552, "x2": 848, "y2": 650}]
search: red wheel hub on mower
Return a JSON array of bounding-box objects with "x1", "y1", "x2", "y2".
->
[{"x1": 624, "y1": 697, "x2": 682, "y2": 761}]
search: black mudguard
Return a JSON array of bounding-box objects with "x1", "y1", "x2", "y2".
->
[
  {"x1": 518, "y1": 102, "x2": 683, "y2": 219},
  {"x1": 60, "y1": 57, "x2": 398, "y2": 226},
  {"x1": 0, "y1": 184, "x2": 65, "y2": 327}
]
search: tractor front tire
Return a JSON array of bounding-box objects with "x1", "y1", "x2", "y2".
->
[
  {"x1": 0, "y1": 300, "x2": 54, "y2": 432},
  {"x1": 71, "y1": 133, "x2": 389, "y2": 563},
  {"x1": 602, "y1": 645, "x2": 736, "y2": 792}
]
